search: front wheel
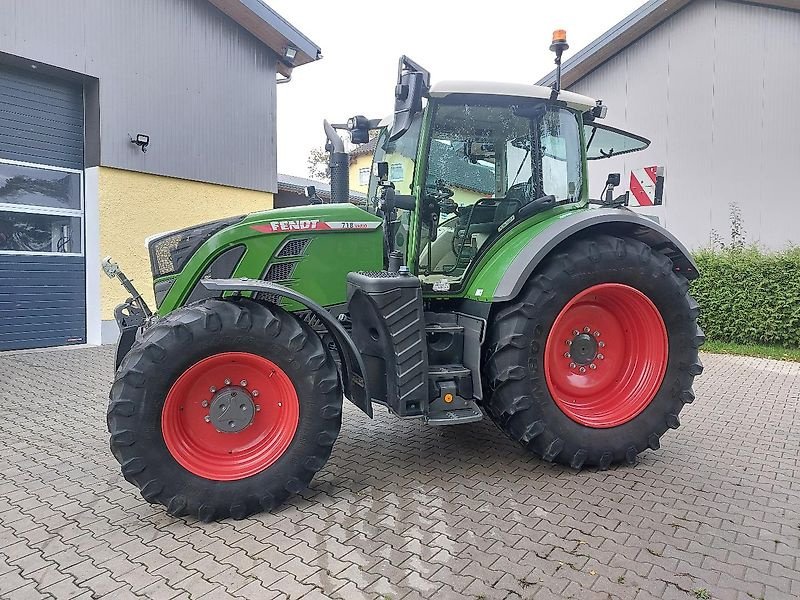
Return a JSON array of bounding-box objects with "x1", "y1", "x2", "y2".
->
[
  {"x1": 483, "y1": 235, "x2": 704, "y2": 469},
  {"x1": 108, "y1": 298, "x2": 342, "y2": 521}
]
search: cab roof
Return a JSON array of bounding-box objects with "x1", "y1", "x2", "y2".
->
[{"x1": 429, "y1": 80, "x2": 597, "y2": 112}]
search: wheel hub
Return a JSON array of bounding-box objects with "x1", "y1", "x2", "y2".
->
[
  {"x1": 208, "y1": 386, "x2": 255, "y2": 433},
  {"x1": 569, "y1": 333, "x2": 598, "y2": 365}
]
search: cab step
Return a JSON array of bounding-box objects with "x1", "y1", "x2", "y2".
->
[
  {"x1": 426, "y1": 364, "x2": 482, "y2": 425},
  {"x1": 427, "y1": 399, "x2": 483, "y2": 426}
]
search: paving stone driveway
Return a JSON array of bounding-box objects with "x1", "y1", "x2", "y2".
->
[{"x1": 0, "y1": 347, "x2": 798, "y2": 600}]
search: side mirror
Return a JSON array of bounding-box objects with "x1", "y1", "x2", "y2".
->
[
  {"x1": 604, "y1": 173, "x2": 620, "y2": 204},
  {"x1": 375, "y1": 161, "x2": 389, "y2": 181},
  {"x1": 390, "y1": 56, "x2": 430, "y2": 142},
  {"x1": 304, "y1": 185, "x2": 316, "y2": 198}
]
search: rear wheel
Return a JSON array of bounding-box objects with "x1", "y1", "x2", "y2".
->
[
  {"x1": 483, "y1": 235, "x2": 704, "y2": 469},
  {"x1": 108, "y1": 298, "x2": 342, "y2": 521}
]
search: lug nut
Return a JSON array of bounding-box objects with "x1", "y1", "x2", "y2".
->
[
  {"x1": 252, "y1": 390, "x2": 259, "y2": 397},
  {"x1": 598, "y1": 341, "x2": 605, "y2": 348},
  {"x1": 572, "y1": 330, "x2": 579, "y2": 336},
  {"x1": 566, "y1": 340, "x2": 572, "y2": 346},
  {"x1": 255, "y1": 405, "x2": 261, "y2": 412},
  {"x1": 204, "y1": 415, "x2": 211, "y2": 423},
  {"x1": 240, "y1": 379, "x2": 248, "y2": 387},
  {"x1": 569, "y1": 362, "x2": 576, "y2": 368},
  {"x1": 579, "y1": 366, "x2": 586, "y2": 373},
  {"x1": 201, "y1": 400, "x2": 209, "y2": 408},
  {"x1": 593, "y1": 331, "x2": 600, "y2": 337},
  {"x1": 224, "y1": 378, "x2": 231, "y2": 386},
  {"x1": 584, "y1": 326, "x2": 591, "y2": 333},
  {"x1": 209, "y1": 386, "x2": 216, "y2": 393},
  {"x1": 597, "y1": 353, "x2": 604, "y2": 360},
  {"x1": 589, "y1": 364, "x2": 597, "y2": 370},
  {"x1": 564, "y1": 352, "x2": 571, "y2": 358}
]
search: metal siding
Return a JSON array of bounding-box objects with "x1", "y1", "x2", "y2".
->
[
  {"x1": 0, "y1": 255, "x2": 86, "y2": 350},
  {"x1": 0, "y1": 0, "x2": 278, "y2": 192},
  {"x1": 0, "y1": 66, "x2": 83, "y2": 169},
  {"x1": 569, "y1": 0, "x2": 800, "y2": 249}
]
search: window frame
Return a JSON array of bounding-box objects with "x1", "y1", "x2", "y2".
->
[{"x1": 0, "y1": 157, "x2": 84, "y2": 257}]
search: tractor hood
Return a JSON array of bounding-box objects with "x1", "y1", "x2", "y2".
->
[{"x1": 151, "y1": 202, "x2": 384, "y2": 316}]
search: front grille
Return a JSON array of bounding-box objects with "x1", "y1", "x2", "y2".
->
[
  {"x1": 254, "y1": 292, "x2": 282, "y2": 306},
  {"x1": 276, "y1": 238, "x2": 310, "y2": 258},
  {"x1": 264, "y1": 261, "x2": 296, "y2": 281},
  {"x1": 152, "y1": 233, "x2": 182, "y2": 276}
]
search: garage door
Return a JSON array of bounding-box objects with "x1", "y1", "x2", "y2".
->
[{"x1": 0, "y1": 65, "x2": 85, "y2": 351}]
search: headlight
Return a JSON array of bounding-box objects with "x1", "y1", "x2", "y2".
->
[{"x1": 148, "y1": 215, "x2": 244, "y2": 278}]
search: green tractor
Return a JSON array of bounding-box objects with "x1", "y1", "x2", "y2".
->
[{"x1": 105, "y1": 33, "x2": 703, "y2": 521}]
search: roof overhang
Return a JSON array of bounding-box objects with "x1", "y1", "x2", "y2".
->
[
  {"x1": 537, "y1": 0, "x2": 799, "y2": 89},
  {"x1": 208, "y1": 0, "x2": 322, "y2": 77}
]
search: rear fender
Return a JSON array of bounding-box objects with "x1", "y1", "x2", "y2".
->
[
  {"x1": 493, "y1": 208, "x2": 698, "y2": 302},
  {"x1": 201, "y1": 278, "x2": 372, "y2": 417}
]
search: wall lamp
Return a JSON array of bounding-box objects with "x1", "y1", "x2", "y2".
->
[{"x1": 130, "y1": 133, "x2": 150, "y2": 153}]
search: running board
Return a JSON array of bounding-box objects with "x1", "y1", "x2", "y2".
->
[{"x1": 426, "y1": 400, "x2": 483, "y2": 426}]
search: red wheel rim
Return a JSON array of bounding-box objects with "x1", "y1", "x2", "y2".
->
[
  {"x1": 161, "y1": 352, "x2": 299, "y2": 481},
  {"x1": 544, "y1": 283, "x2": 668, "y2": 428}
]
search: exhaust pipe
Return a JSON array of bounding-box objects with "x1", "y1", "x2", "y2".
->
[{"x1": 324, "y1": 120, "x2": 349, "y2": 203}]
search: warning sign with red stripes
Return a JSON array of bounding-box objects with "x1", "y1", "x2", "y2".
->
[{"x1": 629, "y1": 166, "x2": 658, "y2": 206}]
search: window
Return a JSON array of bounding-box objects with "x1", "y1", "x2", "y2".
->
[
  {"x1": 358, "y1": 167, "x2": 370, "y2": 186},
  {"x1": 389, "y1": 163, "x2": 404, "y2": 182},
  {"x1": 0, "y1": 160, "x2": 83, "y2": 255},
  {"x1": 584, "y1": 123, "x2": 650, "y2": 160},
  {"x1": 0, "y1": 212, "x2": 81, "y2": 253}
]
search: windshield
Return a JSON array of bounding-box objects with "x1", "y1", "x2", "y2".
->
[
  {"x1": 368, "y1": 116, "x2": 422, "y2": 258},
  {"x1": 424, "y1": 100, "x2": 583, "y2": 206},
  {"x1": 418, "y1": 99, "x2": 583, "y2": 279}
]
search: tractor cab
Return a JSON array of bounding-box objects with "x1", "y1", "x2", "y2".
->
[
  {"x1": 369, "y1": 85, "x2": 588, "y2": 291},
  {"x1": 341, "y1": 55, "x2": 655, "y2": 297}
]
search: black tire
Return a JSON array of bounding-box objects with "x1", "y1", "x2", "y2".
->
[
  {"x1": 482, "y1": 234, "x2": 704, "y2": 469},
  {"x1": 107, "y1": 298, "x2": 342, "y2": 521}
]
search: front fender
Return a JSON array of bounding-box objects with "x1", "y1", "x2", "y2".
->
[
  {"x1": 201, "y1": 278, "x2": 372, "y2": 418},
  {"x1": 486, "y1": 208, "x2": 699, "y2": 302}
]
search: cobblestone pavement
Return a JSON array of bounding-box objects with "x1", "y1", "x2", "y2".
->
[{"x1": 0, "y1": 346, "x2": 798, "y2": 600}]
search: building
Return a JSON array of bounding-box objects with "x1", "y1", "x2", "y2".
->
[
  {"x1": 348, "y1": 138, "x2": 493, "y2": 205},
  {"x1": 276, "y1": 174, "x2": 367, "y2": 208},
  {"x1": 538, "y1": 0, "x2": 800, "y2": 250},
  {"x1": 0, "y1": 0, "x2": 320, "y2": 351}
]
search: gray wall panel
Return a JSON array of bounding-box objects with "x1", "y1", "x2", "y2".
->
[
  {"x1": 569, "y1": 0, "x2": 800, "y2": 249},
  {"x1": 0, "y1": 255, "x2": 86, "y2": 350},
  {"x1": 0, "y1": 0, "x2": 278, "y2": 192}
]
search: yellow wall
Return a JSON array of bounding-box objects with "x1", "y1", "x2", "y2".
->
[
  {"x1": 99, "y1": 167, "x2": 273, "y2": 319},
  {"x1": 348, "y1": 153, "x2": 485, "y2": 204},
  {"x1": 349, "y1": 154, "x2": 372, "y2": 194}
]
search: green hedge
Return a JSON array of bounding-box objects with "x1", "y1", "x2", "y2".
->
[{"x1": 690, "y1": 247, "x2": 800, "y2": 348}]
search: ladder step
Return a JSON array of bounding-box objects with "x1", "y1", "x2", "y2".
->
[
  {"x1": 425, "y1": 323, "x2": 464, "y2": 333},
  {"x1": 427, "y1": 399, "x2": 483, "y2": 426},
  {"x1": 429, "y1": 364, "x2": 470, "y2": 378}
]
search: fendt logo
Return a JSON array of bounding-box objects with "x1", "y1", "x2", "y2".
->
[{"x1": 251, "y1": 220, "x2": 328, "y2": 234}]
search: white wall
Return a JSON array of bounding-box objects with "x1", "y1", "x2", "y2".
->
[{"x1": 569, "y1": 0, "x2": 800, "y2": 249}]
